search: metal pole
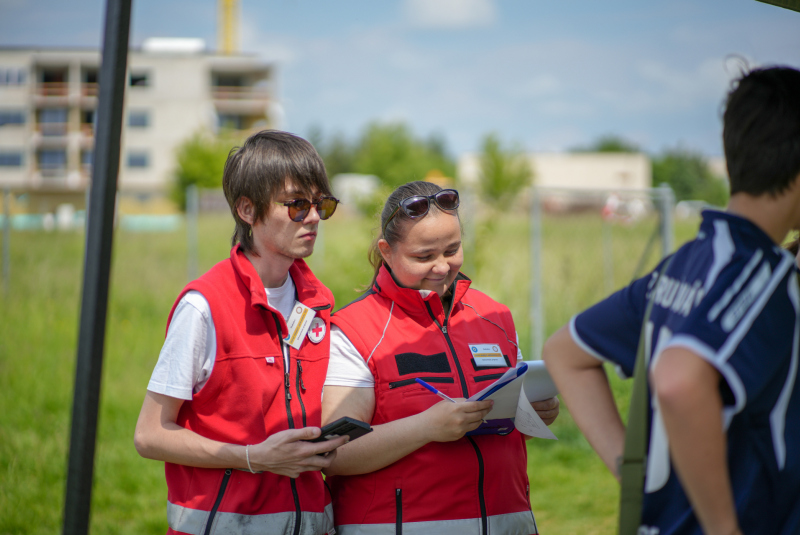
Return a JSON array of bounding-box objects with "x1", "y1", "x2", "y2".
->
[
  {"x1": 2, "y1": 189, "x2": 9, "y2": 293},
  {"x1": 603, "y1": 218, "x2": 614, "y2": 294},
  {"x1": 186, "y1": 185, "x2": 199, "y2": 281},
  {"x1": 658, "y1": 184, "x2": 675, "y2": 258},
  {"x1": 529, "y1": 187, "x2": 544, "y2": 360},
  {"x1": 462, "y1": 187, "x2": 476, "y2": 277},
  {"x1": 62, "y1": 1, "x2": 131, "y2": 533}
]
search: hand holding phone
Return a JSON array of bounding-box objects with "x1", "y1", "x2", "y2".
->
[{"x1": 307, "y1": 416, "x2": 372, "y2": 443}]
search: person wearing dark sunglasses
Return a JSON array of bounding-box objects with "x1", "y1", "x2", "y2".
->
[
  {"x1": 135, "y1": 130, "x2": 344, "y2": 535},
  {"x1": 320, "y1": 181, "x2": 559, "y2": 535}
]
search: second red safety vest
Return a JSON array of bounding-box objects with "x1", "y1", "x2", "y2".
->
[{"x1": 328, "y1": 265, "x2": 538, "y2": 535}]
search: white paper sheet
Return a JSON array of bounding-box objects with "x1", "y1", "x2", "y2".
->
[{"x1": 467, "y1": 361, "x2": 558, "y2": 440}]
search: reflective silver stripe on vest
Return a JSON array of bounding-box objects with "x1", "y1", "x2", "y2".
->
[
  {"x1": 336, "y1": 510, "x2": 537, "y2": 535},
  {"x1": 167, "y1": 501, "x2": 335, "y2": 535}
]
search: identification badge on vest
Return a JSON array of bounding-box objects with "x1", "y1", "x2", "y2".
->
[
  {"x1": 469, "y1": 343, "x2": 505, "y2": 367},
  {"x1": 283, "y1": 301, "x2": 316, "y2": 350}
]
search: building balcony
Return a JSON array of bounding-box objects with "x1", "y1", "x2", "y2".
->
[
  {"x1": 37, "y1": 82, "x2": 69, "y2": 96},
  {"x1": 212, "y1": 85, "x2": 269, "y2": 100},
  {"x1": 37, "y1": 123, "x2": 69, "y2": 137},
  {"x1": 79, "y1": 124, "x2": 95, "y2": 145},
  {"x1": 82, "y1": 83, "x2": 98, "y2": 97},
  {"x1": 212, "y1": 86, "x2": 270, "y2": 114}
]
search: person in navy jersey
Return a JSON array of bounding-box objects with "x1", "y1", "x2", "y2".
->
[{"x1": 543, "y1": 66, "x2": 800, "y2": 535}]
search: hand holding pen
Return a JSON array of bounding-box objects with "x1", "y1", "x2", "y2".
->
[{"x1": 415, "y1": 378, "x2": 492, "y2": 441}]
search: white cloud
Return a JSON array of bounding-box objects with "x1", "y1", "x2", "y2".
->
[{"x1": 404, "y1": 0, "x2": 496, "y2": 29}]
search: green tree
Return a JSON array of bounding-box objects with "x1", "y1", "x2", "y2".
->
[
  {"x1": 306, "y1": 125, "x2": 357, "y2": 178},
  {"x1": 652, "y1": 148, "x2": 728, "y2": 206},
  {"x1": 352, "y1": 121, "x2": 456, "y2": 189},
  {"x1": 477, "y1": 132, "x2": 533, "y2": 207},
  {"x1": 173, "y1": 131, "x2": 240, "y2": 209},
  {"x1": 571, "y1": 134, "x2": 640, "y2": 153}
]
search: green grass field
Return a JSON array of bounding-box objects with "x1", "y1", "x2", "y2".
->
[{"x1": 0, "y1": 210, "x2": 700, "y2": 534}]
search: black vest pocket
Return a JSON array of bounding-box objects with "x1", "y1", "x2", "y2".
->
[{"x1": 395, "y1": 352, "x2": 451, "y2": 375}]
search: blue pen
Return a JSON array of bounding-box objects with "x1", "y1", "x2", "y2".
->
[{"x1": 415, "y1": 378, "x2": 457, "y2": 403}]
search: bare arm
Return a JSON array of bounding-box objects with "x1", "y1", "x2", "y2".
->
[
  {"x1": 134, "y1": 391, "x2": 347, "y2": 478},
  {"x1": 542, "y1": 325, "x2": 625, "y2": 481},
  {"x1": 320, "y1": 385, "x2": 493, "y2": 476},
  {"x1": 652, "y1": 348, "x2": 742, "y2": 535}
]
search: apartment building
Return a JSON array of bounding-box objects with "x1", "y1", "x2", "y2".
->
[{"x1": 0, "y1": 38, "x2": 275, "y2": 212}]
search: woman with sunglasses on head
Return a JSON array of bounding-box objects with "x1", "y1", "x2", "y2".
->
[{"x1": 321, "y1": 181, "x2": 558, "y2": 535}]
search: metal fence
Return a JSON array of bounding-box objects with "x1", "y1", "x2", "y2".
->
[{"x1": 527, "y1": 184, "x2": 675, "y2": 360}]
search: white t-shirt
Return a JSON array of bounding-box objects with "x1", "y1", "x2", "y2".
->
[
  {"x1": 147, "y1": 274, "x2": 296, "y2": 400},
  {"x1": 324, "y1": 325, "x2": 525, "y2": 388}
]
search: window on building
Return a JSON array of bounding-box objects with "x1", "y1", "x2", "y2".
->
[
  {"x1": 83, "y1": 69, "x2": 98, "y2": 84},
  {"x1": 81, "y1": 110, "x2": 95, "y2": 127},
  {"x1": 37, "y1": 149, "x2": 67, "y2": 175},
  {"x1": 38, "y1": 108, "x2": 68, "y2": 136},
  {"x1": 127, "y1": 151, "x2": 149, "y2": 168},
  {"x1": 82, "y1": 69, "x2": 99, "y2": 96},
  {"x1": 218, "y1": 113, "x2": 244, "y2": 130},
  {"x1": 129, "y1": 72, "x2": 150, "y2": 87},
  {"x1": 214, "y1": 74, "x2": 245, "y2": 87},
  {"x1": 37, "y1": 68, "x2": 68, "y2": 96},
  {"x1": 0, "y1": 68, "x2": 27, "y2": 85},
  {"x1": 81, "y1": 150, "x2": 93, "y2": 171},
  {"x1": 0, "y1": 110, "x2": 25, "y2": 127},
  {"x1": 39, "y1": 108, "x2": 68, "y2": 123},
  {"x1": 41, "y1": 69, "x2": 67, "y2": 84},
  {"x1": 128, "y1": 110, "x2": 150, "y2": 127},
  {"x1": 0, "y1": 152, "x2": 24, "y2": 167}
]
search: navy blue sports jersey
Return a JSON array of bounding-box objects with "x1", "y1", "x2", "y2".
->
[{"x1": 572, "y1": 210, "x2": 800, "y2": 535}]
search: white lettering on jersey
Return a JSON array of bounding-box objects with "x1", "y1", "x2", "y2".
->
[
  {"x1": 703, "y1": 219, "x2": 735, "y2": 295},
  {"x1": 645, "y1": 323, "x2": 673, "y2": 493},
  {"x1": 647, "y1": 276, "x2": 704, "y2": 318},
  {"x1": 721, "y1": 261, "x2": 771, "y2": 333},
  {"x1": 708, "y1": 249, "x2": 764, "y2": 323}
]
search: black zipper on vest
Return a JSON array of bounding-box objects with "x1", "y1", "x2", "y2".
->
[
  {"x1": 296, "y1": 360, "x2": 307, "y2": 427},
  {"x1": 389, "y1": 377, "x2": 454, "y2": 389},
  {"x1": 395, "y1": 488, "x2": 403, "y2": 535},
  {"x1": 271, "y1": 312, "x2": 303, "y2": 535},
  {"x1": 424, "y1": 301, "x2": 469, "y2": 397},
  {"x1": 467, "y1": 437, "x2": 488, "y2": 535},
  {"x1": 203, "y1": 469, "x2": 232, "y2": 535}
]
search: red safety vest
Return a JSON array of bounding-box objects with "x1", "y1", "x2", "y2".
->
[
  {"x1": 164, "y1": 245, "x2": 335, "y2": 535},
  {"x1": 328, "y1": 265, "x2": 538, "y2": 535}
]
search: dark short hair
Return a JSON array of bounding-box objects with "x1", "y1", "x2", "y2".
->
[
  {"x1": 724, "y1": 66, "x2": 800, "y2": 196},
  {"x1": 367, "y1": 181, "x2": 460, "y2": 288},
  {"x1": 222, "y1": 130, "x2": 331, "y2": 252}
]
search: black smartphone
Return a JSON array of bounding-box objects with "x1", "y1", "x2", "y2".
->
[{"x1": 307, "y1": 417, "x2": 372, "y2": 443}]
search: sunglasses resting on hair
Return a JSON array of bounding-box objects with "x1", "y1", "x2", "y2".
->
[{"x1": 382, "y1": 189, "x2": 459, "y2": 234}]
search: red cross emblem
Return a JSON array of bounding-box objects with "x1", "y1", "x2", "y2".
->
[{"x1": 307, "y1": 317, "x2": 326, "y2": 344}]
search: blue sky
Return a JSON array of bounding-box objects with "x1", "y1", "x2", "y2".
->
[{"x1": 2, "y1": 0, "x2": 798, "y2": 157}]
